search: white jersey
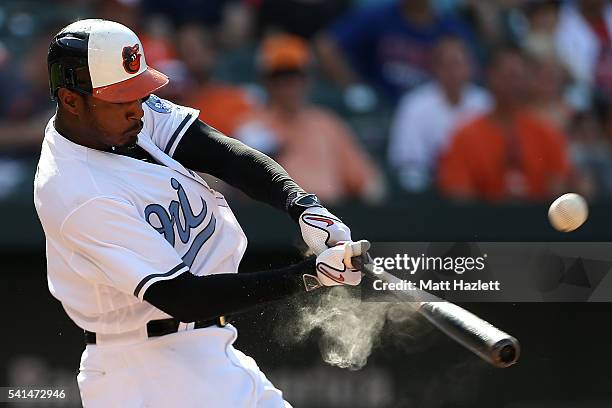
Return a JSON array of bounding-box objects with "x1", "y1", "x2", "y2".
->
[{"x1": 34, "y1": 95, "x2": 248, "y2": 334}]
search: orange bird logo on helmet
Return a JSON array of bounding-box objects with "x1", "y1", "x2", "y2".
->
[{"x1": 122, "y1": 44, "x2": 141, "y2": 74}]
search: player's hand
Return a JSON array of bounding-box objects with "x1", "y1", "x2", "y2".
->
[
  {"x1": 302, "y1": 240, "x2": 370, "y2": 291},
  {"x1": 298, "y1": 206, "x2": 352, "y2": 255}
]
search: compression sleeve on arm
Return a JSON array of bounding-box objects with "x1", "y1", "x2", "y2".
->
[
  {"x1": 172, "y1": 119, "x2": 306, "y2": 212},
  {"x1": 143, "y1": 257, "x2": 315, "y2": 322}
]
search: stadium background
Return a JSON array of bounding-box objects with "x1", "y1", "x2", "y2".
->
[{"x1": 2, "y1": 0, "x2": 612, "y2": 406}]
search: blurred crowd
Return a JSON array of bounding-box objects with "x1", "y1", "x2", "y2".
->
[{"x1": 2, "y1": 0, "x2": 612, "y2": 204}]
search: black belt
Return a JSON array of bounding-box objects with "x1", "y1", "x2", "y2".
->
[{"x1": 84, "y1": 316, "x2": 228, "y2": 345}]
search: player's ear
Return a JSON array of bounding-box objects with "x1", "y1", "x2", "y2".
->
[{"x1": 57, "y1": 88, "x2": 83, "y2": 116}]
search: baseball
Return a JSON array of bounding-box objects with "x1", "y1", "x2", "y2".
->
[{"x1": 548, "y1": 193, "x2": 588, "y2": 232}]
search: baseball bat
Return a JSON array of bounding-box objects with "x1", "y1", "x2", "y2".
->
[{"x1": 351, "y1": 255, "x2": 520, "y2": 368}]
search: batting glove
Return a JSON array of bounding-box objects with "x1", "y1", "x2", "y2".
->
[
  {"x1": 302, "y1": 240, "x2": 370, "y2": 291},
  {"x1": 298, "y1": 206, "x2": 352, "y2": 256}
]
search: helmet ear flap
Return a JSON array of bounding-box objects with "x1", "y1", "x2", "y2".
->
[
  {"x1": 48, "y1": 62, "x2": 62, "y2": 100},
  {"x1": 49, "y1": 62, "x2": 91, "y2": 100},
  {"x1": 47, "y1": 32, "x2": 92, "y2": 101}
]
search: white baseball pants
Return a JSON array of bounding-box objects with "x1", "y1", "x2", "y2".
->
[{"x1": 77, "y1": 324, "x2": 291, "y2": 407}]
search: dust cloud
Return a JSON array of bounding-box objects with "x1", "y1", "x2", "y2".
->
[{"x1": 285, "y1": 287, "x2": 433, "y2": 370}]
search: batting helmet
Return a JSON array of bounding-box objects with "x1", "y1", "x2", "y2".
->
[{"x1": 48, "y1": 19, "x2": 169, "y2": 102}]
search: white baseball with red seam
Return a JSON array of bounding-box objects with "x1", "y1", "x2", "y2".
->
[
  {"x1": 315, "y1": 240, "x2": 370, "y2": 287},
  {"x1": 548, "y1": 193, "x2": 588, "y2": 232},
  {"x1": 298, "y1": 206, "x2": 352, "y2": 255}
]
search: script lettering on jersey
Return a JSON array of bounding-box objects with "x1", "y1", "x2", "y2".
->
[{"x1": 144, "y1": 178, "x2": 216, "y2": 267}]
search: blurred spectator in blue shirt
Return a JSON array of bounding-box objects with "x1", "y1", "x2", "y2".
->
[
  {"x1": 0, "y1": 29, "x2": 55, "y2": 155},
  {"x1": 387, "y1": 36, "x2": 490, "y2": 192},
  {"x1": 316, "y1": 0, "x2": 476, "y2": 106}
]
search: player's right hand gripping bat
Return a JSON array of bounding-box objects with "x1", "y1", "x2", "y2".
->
[{"x1": 348, "y1": 243, "x2": 520, "y2": 368}]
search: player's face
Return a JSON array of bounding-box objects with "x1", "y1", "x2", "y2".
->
[{"x1": 81, "y1": 95, "x2": 145, "y2": 149}]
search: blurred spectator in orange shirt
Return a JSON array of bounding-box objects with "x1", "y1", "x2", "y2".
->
[
  {"x1": 235, "y1": 34, "x2": 385, "y2": 204},
  {"x1": 139, "y1": 18, "x2": 178, "y2": 69},
  {"x1": 177, "y1": 24, "x2": 254, "y2": 136},
  {"x1": 438, "y1": 46, "x2": 571, "y2": 202}
]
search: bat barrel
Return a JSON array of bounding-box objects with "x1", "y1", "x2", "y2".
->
[{"x1": 417, "y1": 301, "x2": 520, "y2": 368}]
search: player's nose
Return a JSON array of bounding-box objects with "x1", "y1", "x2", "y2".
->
[{"x1": 125, "y1": 98, "x2": 144, "y2": 122}]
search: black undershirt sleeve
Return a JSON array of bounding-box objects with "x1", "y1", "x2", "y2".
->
[
  {"x1": 143, "y1": 257, "x2": 315, "y2": 323},
  {"x1": 172, "y1": 119, "x2": 306, "y2": 212}
]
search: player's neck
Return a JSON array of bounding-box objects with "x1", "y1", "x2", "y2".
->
[{"x1": 55, "y1": 110, "x2": 108, "y2": 151}]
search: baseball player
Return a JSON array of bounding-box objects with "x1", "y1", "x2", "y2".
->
[{"x1": 34, "y1": 19, "x2": 370, "y2": 408}]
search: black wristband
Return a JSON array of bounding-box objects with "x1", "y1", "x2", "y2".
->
[{"x1": 287, "y1": 193, "x2": 322, "y2": 223}]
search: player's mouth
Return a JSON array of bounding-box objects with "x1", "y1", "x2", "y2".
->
[{"x1": 124, "y1": 121, "x2": 143, "y2": 138}]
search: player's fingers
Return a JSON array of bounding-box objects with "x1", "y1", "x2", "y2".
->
[
  {"x1": 344, "y1": 240, "x2": 370, "y2": 268},
  {"x1": 348, "y1": 240, "x2": 370, "y2": 256}
]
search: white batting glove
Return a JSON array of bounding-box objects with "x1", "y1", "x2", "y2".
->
[
  {"x1": 302, "y1": 240, "x2": 370, "y2": 291},
  {"x1": 299, "y1": 206, "x2": 352, "y2": 255}
]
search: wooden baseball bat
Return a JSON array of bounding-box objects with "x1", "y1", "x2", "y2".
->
[{"x1": 351, "y1": 255, "x2": 520, "y2": 368}]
